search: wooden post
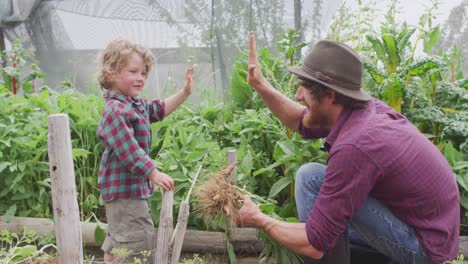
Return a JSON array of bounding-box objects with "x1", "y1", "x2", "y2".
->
[
  {"x1": 225, "y1": 149, "x2": 237, "y2": 242},
  {"x1": 170, "y1": 163, "x2": 203, "y2": 264},
  {"x1": 47, "y1": 114, "x2": 83, "y2": 263},
  {"x1": 169, "y1": 201, "x2": 189, "y2": 264},
  {"x1": 0, "y1": 28, "x2": 6, "y2": 67},
  {"x1": 227, "y1": 149, "x2": 237, "y2": 183},
  {"x1": 154, "y1": 190, "x2": 174, "y2": 263}
]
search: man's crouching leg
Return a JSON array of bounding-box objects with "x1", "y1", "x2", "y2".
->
[{"x1": 295, "y1": 162, "x2": 350, "y2": 264}]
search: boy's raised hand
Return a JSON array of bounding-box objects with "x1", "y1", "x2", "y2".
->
[
  {"x1": 247, "y1": 32, "x2": 267, "y2": 90},
  {"x1": 183, "y1": 66, "x2": 195, "y2": 95},
  {"x1": 162, "y1": 65, "x2": 195, "y2": 117},
  {"x1": 149, "y1": 169, "x2": 175, "y2": 191}
]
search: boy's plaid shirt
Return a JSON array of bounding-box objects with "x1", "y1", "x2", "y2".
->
[{"x1": 97, "y1": 91, "x2": 165, "y2": 202}]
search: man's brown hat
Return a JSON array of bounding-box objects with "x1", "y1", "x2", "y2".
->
[{"x1": 288, "y1": 40, "x2": 371, "y2": 101}]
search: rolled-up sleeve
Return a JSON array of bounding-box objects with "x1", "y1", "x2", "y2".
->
[
  {"x1": 305, "y1": 144, "x2": 382, "y2": 252},
  {"x1": 145, "y1": 99, "x2": 165, "y2": 123}
]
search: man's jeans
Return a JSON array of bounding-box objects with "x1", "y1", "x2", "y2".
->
[{"x1": 295, "y1": 162, "x2": 428, "y2": 264}]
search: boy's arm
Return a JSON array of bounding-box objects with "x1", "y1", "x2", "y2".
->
[{"x1": 164, "y1": 66, "x2": 194, "y2": 117}]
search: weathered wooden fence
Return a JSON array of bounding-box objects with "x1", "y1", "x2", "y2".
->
[
  {"x1": 44, "y1": 115, "x2": 249, "y2": 263},
  {"x1": 47, "y1": 114, "x2": 83, "y2": 263}
]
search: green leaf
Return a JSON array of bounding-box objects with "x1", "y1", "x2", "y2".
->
[
  {"x1": 382, "y1": 34, "x2": 399, "y2": 73},
  {"x1": 94, "y1": 224, "x2": 107, "y2": 245},
  {"x1": 10, "y1": 172, "x2": 26, "y2": 189},
  {"x1": 397, "y1": 27, "x2": 416, "y2": 52},
  {"x1": 170, "y1": 171, "x2": 188, "y2": 182},
  {"x1": 0, "y1": 161, "x2": 12, "y2": 173},
  {"x1": 253, "y1": 161, "x2": 282, "y2": 177},
  {"x1": 17, "y1": 162, "x2": 26, "y2": 173},
  {"x1": 454, "y1": 161, "x2": 468, "y2": 171},
  {"x1": 242, "y1": 150, "x2": 253, "y2": 175},
  {"x1": 239, "y1": 127, "x2": 256, "y2": 135},
  {"x1": 226, "y1": 238, "x2": 237, "y2": 264},
  {"x1": 444, "y1": 141, "x2": 461, "y2": 166},
  {"x1": 407, "y1": 58, "x2": 446, "y2": 77},
  {"x1": 363, "y1": 59, "x2": 386, "y2": 85},
  {"x1": 460, "y1": 195, "x2": 468, "y2": 210},
  {"x1": 268, "y1": 177, "x2": 291, "y2": 198},
  {"x1": 0, "y1": 139, "x2": 11, "y2": 147},
  {"x1": 9, "y1": 163, "x2": 17, "y2": 172},
  {"x1": 423, "y1": 26, "x2": 440, "y2": 54},
  {"x1": 284, "y1": 217, "x2": 298, "y2": 223},
  {"x1": 273, "y1": 141, "x2": 296, "y2": 160},
  {"x1": 259, "y1": 203, "x2": 276, "y2": 215},
  {"x1": 456, "y1": 173, "x2": 468, "y2": 192},
  {"x1": 9, "y1": 245, "x2": 38, "y2": 262},
  {"x1": 185, "y1": 151, "x2": 205, "y2": 162},
  {"x1": 230, "y1": 62, "x2": 252, "y2": 108},
  {"x1": 178, "y1": 128, "x2": 188, "y2": 145},
  {"x1": 366, "y1": 35, "x2": 387, "y2": 65},
  {"x1": 381, "y1": 76, "x2": 403, "y2": 112},
  {"x1": 5, "y1": 204, "x2": 17, "y2": 222},
  {"x1": 72, "y1": 148, "x2": 91, "y2": 160},
  {"x1": 0, "y1": 187, "x2": 10, "y2": 198},
  {"x1": 11, "y1": 192, "x2": 32, "y2": 201}
]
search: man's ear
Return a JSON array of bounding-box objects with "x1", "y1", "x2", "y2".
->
[{"x1": 327, "y1": 90, "x2": 336, "y2": 105}]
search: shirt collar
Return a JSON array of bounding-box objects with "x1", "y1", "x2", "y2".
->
[
  {"x1": 325, "y1": 108, "x2": 353, "y2": 151},
  {"x1": 104, "y1": 90, "x2": 141, "y2": 105}
]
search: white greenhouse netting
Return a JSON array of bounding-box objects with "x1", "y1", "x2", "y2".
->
[{"x1": 0, "y1": 0, "x2": 332, "y2": 101}]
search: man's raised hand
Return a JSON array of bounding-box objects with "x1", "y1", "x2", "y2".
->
[{"x1": 247, "y1": 32, "x2": 267, "y2": 90}]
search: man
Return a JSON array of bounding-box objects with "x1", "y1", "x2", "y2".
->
[{"x1": 237, "y1": 32, "x2": 460, "y2": 264}]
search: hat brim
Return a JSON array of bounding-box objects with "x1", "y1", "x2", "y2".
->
[{"x1": 288, "y1": 66, "x2": 372, "y2": 102}]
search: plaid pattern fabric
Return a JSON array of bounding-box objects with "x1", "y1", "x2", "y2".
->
[
  {"x1": 97, "y1": 91, "x2": 165, "y2": 202},
  {"x1": 299, "y1": 99, "x2": 459, "y2": 264}
]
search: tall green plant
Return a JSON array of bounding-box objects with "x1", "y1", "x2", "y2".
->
[
  {"x1": 0, "y1": 86, "x2": 50, "y2": 218},
  {"x1": 357, "y1": 0, "x2": 468, "y2": 219},
  {"x1": 363, "y1": 23, "x2": 421, "y2": 112},
  {"x1": 327, "y1": 0, "x2": 378, "y2": 52},
  {"x1": 277, "y1": 29, "x2": 308, "y2": 67},
  {"x1": 0, "y1": 39, "x2": 45, "y2": 95}
]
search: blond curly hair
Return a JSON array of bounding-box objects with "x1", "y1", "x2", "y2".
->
[{"x1": 97, "y1": 39, "x2": 155, "y2": 90}]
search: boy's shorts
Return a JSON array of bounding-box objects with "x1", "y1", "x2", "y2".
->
[{"x1": 101, "y1": 198, "x2": 156, "y2": 262}]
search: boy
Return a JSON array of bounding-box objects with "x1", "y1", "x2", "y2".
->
[{"x1": 96, "y1": 39, "x2": 195, "y2": 263}]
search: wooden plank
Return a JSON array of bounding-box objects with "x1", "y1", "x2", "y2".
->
[
  {"x1": 170, "y1": 201, "x2": 190, "y2": 264},
  {"x1": 154, "y1": 190, "x2": 174, "y2": 263},
  {"x1": 0, "y1": 216, "x2": 262, "y2": 254},
  {"x1": 226, "y1": 149, "x2": 238, "y2": 240},
  {"x1": 170, "y1": 163, "x2": 204, "y2": 264},
  {"x1": 47, "y1": 114, "x2": 83, "y2": 263},
  {"x1": 459, "y1": 236, "x2": 468, "y2": 255},
  {"x1": 227, "y1": 149, "x2": 238, "y2": 183}
]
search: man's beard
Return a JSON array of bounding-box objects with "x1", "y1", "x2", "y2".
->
[{"x1": 303, "y1": 109, "x2": 331, "y2": 129}]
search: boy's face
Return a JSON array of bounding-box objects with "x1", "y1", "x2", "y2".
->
[{"x1": 110, "y1": 52, "x2": 147, "y2": 97}]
